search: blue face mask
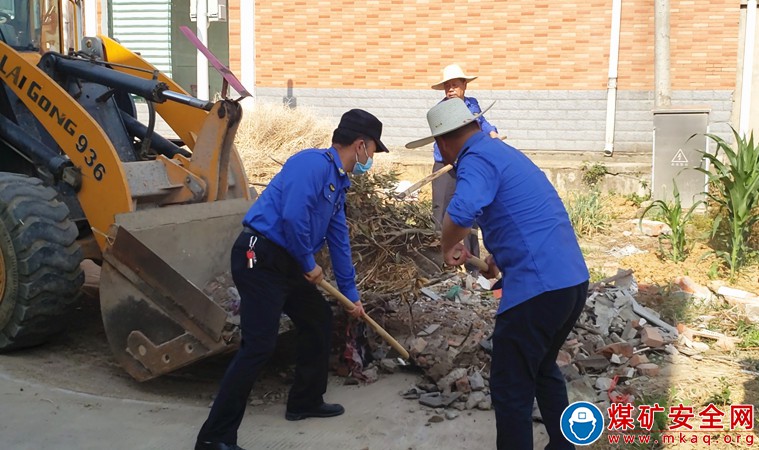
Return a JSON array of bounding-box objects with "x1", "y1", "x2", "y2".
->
[{"x1": 352, "y1": 141, "x2": 373, "y2": 175}]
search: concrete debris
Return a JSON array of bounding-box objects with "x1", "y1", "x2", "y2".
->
[
  {"x1": 468, "y1": 372, "x2": 486, "y2": 391},
  {"x1": 715, "y1": 285, "x2": 759, "y2": 323},
  {"x1": 419, "y1": 391, "x2": 462, "y2": 408},
  {"x1": 445, "y1": 410, "x2": 460, "y2": 420},
  {"x1": 379, "y1": 358, "x2": 398, "y2": 373},
  {"x1": 394, "y1": 269, "x2": 743, "y2": 414},
  {"x1": 607, "y1": 245, "x2": 646, "y2": 258},
  {"x1": 466, "y1": 391, "x2": 487, "y2": 410},
  {"x1": 595, "y1": 377, "x2": 614, "y2": 391},
  {"x1": 437, "y1": 368, "x2": 468, "y2": 393},
  {"x1": 420, "y1": 287, "x2": 441, "y2": 302},
  {"x1": 400, "y1": 386, "x2": 424, "y2": 400},
  {"x1": 477, "y1": 396, "x2": 492, "y2": 411},
  {"x1": 674, "y1": 276, "x2": 716, "y2": 305},
  {"x1": 633, "y1": 219, "x2": 672, "y2": 237}
]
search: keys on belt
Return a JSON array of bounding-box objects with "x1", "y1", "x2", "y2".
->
[{"x1": 247, "y1": 235, "x2": 258, "y2": 269}]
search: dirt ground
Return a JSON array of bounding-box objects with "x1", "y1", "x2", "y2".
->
[
  {"x1": 2, "y1": 157, "x2": 758, "y2": 449},
  {"x1": 572, "y1": 195, "x2": 759, "y2": 449}
]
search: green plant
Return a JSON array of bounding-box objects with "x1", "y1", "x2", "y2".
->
[
  {"x1": 565, "y1": 190, "x2": 610, "y2": 237},
  {"x1": 704, "y1": 377, "x2": 732, "y2": 406},
  {"x1": 581, "y1": 162, "x2": 608, "y2": 188},
  {"x1": 625, "y1": 191, "x2": 650, "y2": 207},
  {"x1": 588, "y1": 267, "x2": 606, "y2": 283},
  {"x1": 736, "y1": 319, "x2": 759, "y2": 348},
  {"x1": 639, "y1": 180, "x2": 703, "y2": 262},
  {"x1": 698, "y1": 128, "x2": 759, "y2": 277}
]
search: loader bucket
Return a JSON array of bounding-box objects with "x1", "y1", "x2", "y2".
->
[{"x1": 99, "y1": 198, "x2": 251, "y2": 381}]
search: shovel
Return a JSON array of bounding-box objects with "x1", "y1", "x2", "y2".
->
[
  {"x1": 396, "y1": 164, "x2": 453, "y2": 199},
  {"x1": 396, "y1": 136, "x2": 509, "y2": 199},
  {"x1": 318, "y1": 280, "x2": 410, "y2": 359},
  {"x1": 467, "y1": 255, "x2": 490, "y2": 272}
]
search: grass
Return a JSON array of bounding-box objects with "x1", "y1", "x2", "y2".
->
[
  {"x1": 235, "y1": 102, "x2": 332, "y2": 184},
  {"x1": 564, "y1": 189, "x2": 611, "y2": 237},
  {"x1": 736, "y1": 319, "x2": 759, "y2": 348},
  {"x1": 704, "y1": 377, "x2": 732, "y2": 406}
]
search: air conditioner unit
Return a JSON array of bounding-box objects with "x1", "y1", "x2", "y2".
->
[{"x1": 190, "y1": 0, "x2": 228, "y2": 23}]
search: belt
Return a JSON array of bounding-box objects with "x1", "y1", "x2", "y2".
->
[{"x1": 243, "y1": 225, "x2": 264, "y2": 237}]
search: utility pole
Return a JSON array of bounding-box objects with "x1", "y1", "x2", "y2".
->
[{"x1": 654, "y1": 0, "x2": 671, "y2": 108}]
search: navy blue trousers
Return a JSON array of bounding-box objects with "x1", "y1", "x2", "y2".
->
[
  {"x1": 197, "y1": 230, "x2": 333, "y2": 445},
  {"x1": 490, "y1": 281, "x2": 588, "y2": 450}
]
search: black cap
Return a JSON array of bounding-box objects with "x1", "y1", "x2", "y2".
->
[{"x1": 336, "y1": 109, "x2": 389, "y2": 153}]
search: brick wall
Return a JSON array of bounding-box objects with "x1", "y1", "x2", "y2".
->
[
  {"x1": 227, "y1": 0, "x2": 738, "y2": 151},
  {"x1": 231, "y1": 0, "x2": 737, "y2": 91}
]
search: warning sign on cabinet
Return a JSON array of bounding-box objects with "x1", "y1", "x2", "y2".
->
[{"x1": 671, "y1": 149, "x2": 689, "y2": 166}]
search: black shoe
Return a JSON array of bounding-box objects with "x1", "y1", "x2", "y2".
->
[
  {"x1": 195, "y1": 441, "x2": 247, "y2": 450},
  {"x1": 285, "y1": 402, "x2": 345, "y2": 421}
]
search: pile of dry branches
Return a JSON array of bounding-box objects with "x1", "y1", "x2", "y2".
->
[{"x1": 344, "y1": 171, "x2": 442, "y2": 303}]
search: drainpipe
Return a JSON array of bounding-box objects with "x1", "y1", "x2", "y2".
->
[
  {"x1": 196, "y1": 0, "x2": 209, "y2": 101},
  {"x1": 740, "y1": 0, "x2": 757, "y2": 137},
  {"x1": 604, "y1": 0, "x2": 623, "y2": 156}
]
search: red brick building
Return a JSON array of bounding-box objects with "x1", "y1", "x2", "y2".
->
[{"x1": 97, "y1": 0, "x2": 750, "y2": 152}]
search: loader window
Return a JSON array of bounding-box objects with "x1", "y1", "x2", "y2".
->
[
  {"x1": 0, "y1": 0, "x2": 43, "y2": 51},
  {"x1": 0, "y1": 0, "x2": 17, "y2": 45},
  {"x1": 38, "y1": 0, "x2": 59, "y2": 51}
]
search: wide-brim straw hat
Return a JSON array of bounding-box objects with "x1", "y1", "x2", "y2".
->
[
  {"x1": 405, "y1": 98, "x2": 495, "y2": 149},
  {"x1": 431, "y1": 64, "x2": 478, "y2": 90}
]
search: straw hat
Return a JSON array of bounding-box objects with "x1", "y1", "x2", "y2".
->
[
  {"x1": 405, "y1": 98, "x2": 494, "y2": 149},
  {"x1": 431, "y1": 64, "x2": 477, "y2": 90}
]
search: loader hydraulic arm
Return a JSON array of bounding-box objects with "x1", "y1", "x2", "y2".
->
[{"x1": 0, "y1": 39, "x2": 132, "y2": 249}]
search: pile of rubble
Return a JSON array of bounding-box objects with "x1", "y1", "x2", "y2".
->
[
  {"x1": 202, "y1": 272, "x2": 295, "y2": 343},
  {"x1": 367, "y1": 268, "x2": 739, "y2": 420}
]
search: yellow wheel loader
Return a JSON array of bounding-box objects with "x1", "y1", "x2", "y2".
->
[{"x1": 0, "y1": 0, "x2": 254, "y2": 381}]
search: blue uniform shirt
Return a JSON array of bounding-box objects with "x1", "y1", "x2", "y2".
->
[
  {"x1": 242, "y1": 147, "x2": 359, "y2": 302},
  {"x1": 447, "y1": 132, "x2": 589, "y2": 315},
  {"x1": 433, "y1": 96, "x2": 498, "y2": 162}
]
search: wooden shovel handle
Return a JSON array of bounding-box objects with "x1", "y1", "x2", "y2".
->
[
  {"x1": 396, "y1": 164, "x2": 453, "y2": 199},
  {"x1": 467, "y1": 255, "x2": 490, "y2": 272},
  {"x1": 318, "y1": 280, "x2": 410, "y2": 359}
]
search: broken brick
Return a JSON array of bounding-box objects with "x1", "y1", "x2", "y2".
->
[
  {"x1": 640, "y1": 327, "x2": 665, "y2": 348},
  {"x1": 455, "y1": 376, "x2": 471, "y2": 394},
  {"x1": 596, "y1": 342, "x2": 634, "y2": 359},
  {"x1": 636, "y1": 363, "x2": 660, "y2": 377},
  {"x1": 629, "y1": 354, "x2": 649, "y2": 367}
]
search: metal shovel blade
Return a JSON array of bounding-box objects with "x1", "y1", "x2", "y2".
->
[{"x1": 99, "y1": 199, "x2": 251, "y2": 381}]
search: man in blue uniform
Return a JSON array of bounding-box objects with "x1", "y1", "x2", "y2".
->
[
  {"x1": 430, "y1": 64, "x2": 499, "y2": 267},
  {"x1": 407, "y1": 98, "x2": 589, "y2": 450},
  {"x1": 196, "y1": 109, "x2": 388, "y2": 450}
]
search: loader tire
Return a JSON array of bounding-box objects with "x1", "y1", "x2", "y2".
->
[{"x1": 0, "y1": 173, "x2": 83, "y2": 350}]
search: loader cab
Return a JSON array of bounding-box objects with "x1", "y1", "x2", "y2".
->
[{"x1": 0, "y1": 0, "x2": 80, "y2": 55}]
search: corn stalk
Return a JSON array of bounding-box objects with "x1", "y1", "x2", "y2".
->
[
  {"x1": 640, "y1": 180, "x2": 703, "y2": 262},
  {"x1": 697, "y1": 128, "x2": 759, "y2": 277}
]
